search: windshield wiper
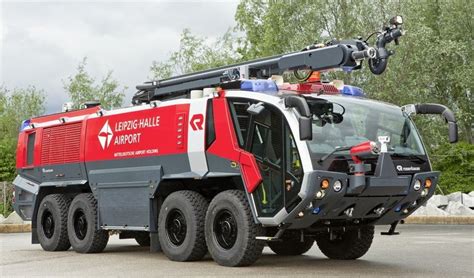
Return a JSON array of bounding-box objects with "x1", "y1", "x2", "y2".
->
[{"x1": 318, "y1": 145, "x2": 352, "y2": 163}]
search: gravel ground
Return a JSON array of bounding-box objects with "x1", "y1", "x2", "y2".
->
[{"x1": 1, "y1": 224, "x2": 473, "y2": 277}]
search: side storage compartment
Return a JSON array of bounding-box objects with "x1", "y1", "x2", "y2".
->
[{"x1": 87, "y1": 164, "x2": 162, "y2": 230}]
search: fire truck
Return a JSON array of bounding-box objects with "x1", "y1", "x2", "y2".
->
[{"x1": 13, "y1": 16, "x2": 458, "y2": 267}]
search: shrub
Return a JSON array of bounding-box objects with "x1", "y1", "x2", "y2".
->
[{"x1": 430, "y1": 142, "x2": 474, "y2": 194}]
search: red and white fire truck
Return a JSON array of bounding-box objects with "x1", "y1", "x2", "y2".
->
[{"x1": 13, "y1": 16, "x2": 458, "y2": 266}]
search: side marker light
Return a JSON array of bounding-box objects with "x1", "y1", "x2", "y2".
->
[
  {"x1": 321, "y1": 179, "x2": 329, "y2": 189},
  {"x1": 425, "y1": 178, "x2": 432, "y2": 188}
]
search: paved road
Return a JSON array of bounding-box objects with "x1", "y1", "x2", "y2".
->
[{"x1": 1, "y1": 225, "x2": 473, "y2": 277}]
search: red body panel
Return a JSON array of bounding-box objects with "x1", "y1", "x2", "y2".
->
[
  {"x1": 17, "y1": 95, "x2": 262, "y2": 194},
  {"x1": 41, "y1": 122, "x2": 82, "y2": 165},
  {"x1": 84, "y1": 104, "x2": 189, "y2": 162},
  {"x1": 30, "y1": 106, "x2": 101, "y2": 124},
  {"x1": 207, "y1": 95, "x2": 262, "y2": 193}
]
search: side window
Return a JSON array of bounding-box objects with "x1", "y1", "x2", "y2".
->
[
  {"x1": 205, "y1": 99, "x2": 216, "y2": 148},
  {"x1": 286, "y1": 130, "x2": 303, "y2": 182},
  {"x1": 251, "y1": 109, "x2": 283, "y2": 166},
  {"x1": 284, "y1": 126, "x2": 303, "y2": 210},
  {"x1": 26, "y1": 132, "x2": 36, "y2": 165},
  {"x1": 228, "y1": 100, "x2": 251, "y2": 147}
]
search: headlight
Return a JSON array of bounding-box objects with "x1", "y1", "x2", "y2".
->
[
  {"x1": 413, "y1": 179, "x2": 422, "y2": 191},
  {"x1": 333, "y1": 180, "x2": 342, "y2": 192},
  {"x1": 315, "y1": 190, "x2": 325, "y2": 199}
]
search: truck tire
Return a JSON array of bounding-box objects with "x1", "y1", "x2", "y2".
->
[
  {"x1": 37, "y1": 194, "x2": 71, "y2": 251},
  {"x1": 267, "y1": 230, "x2": 314, "y2": 256},
  {"x1": 205, "y1": 190, "x2": 264, "y2": 267},
  {"x1": 315, "y1": 225, "x2": 374, "y2": 260},
  {"x1": 135, "y1": 232, "x2": 151, "y2": 247},
  {"x1": 67, "y1": 193, "x2": 109, "y2": 253},
  {"x1": 158, "y1": 190, "x2": 208, "y2": 261}
]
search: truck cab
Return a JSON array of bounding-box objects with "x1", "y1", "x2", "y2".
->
[{"x1": 221, "y1": 81, "x2": 450, "y2": 230}]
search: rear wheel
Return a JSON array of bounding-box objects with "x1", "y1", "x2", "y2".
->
[
  {"x1": 205, "y1": 190, "x2": 264, "y2": 267},
  {"x1": 37, "y1": 194, "x2": 71, "y2": 251},
  {"x1": 315, "y1": 225, "x2": 374, "y2": 260},
  {"x1": 67, "y1": 193, "x2": 109, "y2": 253},
  {"x1": 268, "y1": 230, "x2": 314, "y2": 256},
  {"x1": 158, "y1": 190, "x2": 208, "y2": 261}
]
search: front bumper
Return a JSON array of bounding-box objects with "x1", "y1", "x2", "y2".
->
[{"x1": 283, "y1": 170, "x2": 439, "y2": 229}]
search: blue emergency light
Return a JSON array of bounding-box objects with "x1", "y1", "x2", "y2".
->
[
  {"x1": 240, "y1": 80, "x2": 278, "y2": 94},
  {"x1": 341, "y1": 85, "x2": 365, "y2": 97},
  {"x1": 20, "y1": 119, "x2": 31, "y2": 131}
]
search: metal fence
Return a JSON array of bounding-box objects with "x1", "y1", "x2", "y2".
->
[{"x1": 0, "y1": 181, "x2": 14, "y2": 216}]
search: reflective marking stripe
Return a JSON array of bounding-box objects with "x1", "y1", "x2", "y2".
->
[{"x1": 187, "y1": 98, "x2": 208, "y2": 177}]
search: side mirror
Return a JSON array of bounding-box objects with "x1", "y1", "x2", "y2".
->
[
  {"x1": 298, "y1": 117, "x2": 312, "y2": 141},
  {"x1": 402, "y1": 103, "x2": 458, "y2": 143},
  {"x1": 247, "y1": 102, "x2": 265, "y2": 115},
  {"x1": 284, "y1": 96, "x2": 312, "y2": 140}
]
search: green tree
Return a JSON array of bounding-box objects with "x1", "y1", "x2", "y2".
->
[
  {"x1": 64, "y1": 58, "x2": 126, "y2": 110},
  {"x1": 431, "y1": 142, "x2": 474, "y2": 194},
  {"x1": 150, "y1": 0, "x2": 473, "y2": 192},
  {"x1": 0, "y1": 86, "x2": 45, "y2": 181},
  {"x1": 150, "y1": 29, "x2": 242, "y2": 79}
]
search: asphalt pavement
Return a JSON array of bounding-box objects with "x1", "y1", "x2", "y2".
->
[{"x1": 1, "y1": 224, "x2": 473, "y2": 277}]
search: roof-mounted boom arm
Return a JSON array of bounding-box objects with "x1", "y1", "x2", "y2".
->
[{"x1": 133, "y1": 16, "x2": 404, "y2": 104}]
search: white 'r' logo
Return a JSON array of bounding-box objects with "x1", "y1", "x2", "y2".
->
[{"x1": 98, "y1": 120, "x2": 113, "y2": 149}]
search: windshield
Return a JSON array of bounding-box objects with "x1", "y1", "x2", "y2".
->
[{"x1": 306, "y1": 95, "x2": 425, "y2": 158}]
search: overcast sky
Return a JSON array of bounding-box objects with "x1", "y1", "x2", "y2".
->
[{"x1": 0, "y1": 0, "x2": 239, "y2": 113}]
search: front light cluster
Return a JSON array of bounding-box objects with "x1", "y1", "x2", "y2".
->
[
  {"x1": 316, "y1": 179, "x2": 343, "y2": 200},
  {"x1": 413, "y1": 178, "x2": 433, "y2": 196}
]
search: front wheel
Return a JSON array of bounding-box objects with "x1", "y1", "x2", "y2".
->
[
  {"x1": 315, "y1": 225, "x2": 374, "y2": 260},
  {"x1": 205, "y1": 190, "x2": 264, "y2": 267}
]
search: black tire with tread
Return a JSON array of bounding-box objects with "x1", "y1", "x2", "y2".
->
[
  {"x1": 67, "y1": 193, "x2": 109, "y2": 253},
  {"x1": 315, "y1": 225, "x2": 374, "y2": 260},
  {"x1": 37, "y1": 194, "x2": 71, "y2": 251},
  {"x1": 158, "y1": 190, "x2": 208, "y2": 261},
  {"x1": 205, "y1": 190, "x2": 265, "y2": 267},
  {"x1": 267, "y1": 230, "x2": 314, "y2": 256}
]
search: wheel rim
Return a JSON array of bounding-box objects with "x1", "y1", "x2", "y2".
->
[
  {"x1": 41, "y1": 209, "x2": 55, "y2": 239},
  {"x1": 165, "y1": 209, "x2": 187, "y2": 246},
  {"x1": 73, "y1": 209, "x2": 88, "y2": 240},
  {"x1": 213, "y1": 209, "x2": 238, "y2": 250}
]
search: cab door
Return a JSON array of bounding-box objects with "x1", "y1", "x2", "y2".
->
[
  {"x1": 228, "y1": 98, "x2": 303, "y2": 217},
  {"x1": 247, "y1": 107, "x2": 284, "y2": 217}
]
